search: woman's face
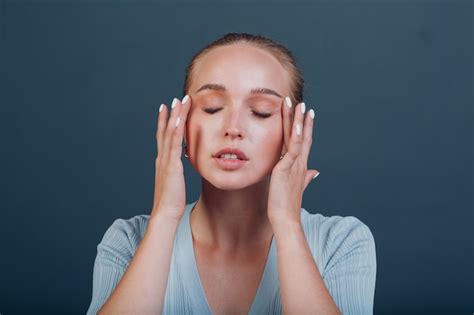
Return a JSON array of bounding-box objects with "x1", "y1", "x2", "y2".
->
[{"x1": 185, "y1": 43, "x2": 292, "y2": 190}]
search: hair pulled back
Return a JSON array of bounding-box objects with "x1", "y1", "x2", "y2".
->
[{"x1": 182, "y1": 32, "x2": 304, "y2": 110}]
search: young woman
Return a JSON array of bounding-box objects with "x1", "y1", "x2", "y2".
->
[{"x1": 87, "y1": 32, "x2": 377, "y2": 315}]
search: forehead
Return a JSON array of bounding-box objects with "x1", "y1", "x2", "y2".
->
[{"x1": 190, "y1": 44, "x2": 290, "y2": 97}]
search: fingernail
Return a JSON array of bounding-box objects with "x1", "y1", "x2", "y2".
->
[
  {"x1": 313, "y1": 172, "x2": 320, "y2": 179},
  {"x1": 182, "y1": 95, "x2": 189, "y2": 105},
  {"x1": 309, "y1": 109, "x2": 315, "y2": 119},
  {"x1": 300, "y1": 102, "x2": 306, "y2": 114},
  {"x1": 296, "y1": 123, "x2": 301, "y2": 136},
  {"x1": 171, "y1": 98, "x2": 178, "y2": 109},
  {"x1": 285, "y1": 96, "x2": 292, "y2": 108},
  {"x1": 175, "y1": 117, "x2": 181, "y2": 127},
  {"x1": 159, "y1": 104, "x2": 164, "y2": 113}
]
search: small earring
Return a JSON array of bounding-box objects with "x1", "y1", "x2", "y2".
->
[
  {"x1": 280, "y1": 153, "x2": 285, "y2": 160},
  {"x1": 184, "y1": 145, "x2": 189, "y2": 158}
]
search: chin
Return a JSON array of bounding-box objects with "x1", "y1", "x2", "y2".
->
[{"x1": 204, "y1": 171, "x2": 269, "y2": 191}]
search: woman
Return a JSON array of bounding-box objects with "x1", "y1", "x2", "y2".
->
[{"x1": 87, "y1": 32, "x2": 377, "y2": 315}]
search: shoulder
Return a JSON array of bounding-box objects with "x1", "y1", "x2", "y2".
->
[
  {"x1": 103, "y1": 214, "x2": 151, "y2": 239},
  {"x1": 301, "y1": 208, "x2": 374, "y2": 243},
  {"x1": 299, "y1": 208, "x2": 376, "y2": 275},
  {"x1": 96, "y1": 214, "x2": 151, "y2": 266}
]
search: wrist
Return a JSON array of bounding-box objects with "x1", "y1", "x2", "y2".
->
[
  {"x1": 149, "y1": 210, "x2": 183, "y2": 228},
  {"x1": 269, "y1": 215, "x2": 303, "y2": 234}
]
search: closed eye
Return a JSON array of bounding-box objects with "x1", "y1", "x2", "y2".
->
[
  {"x1": 203, "y1": 108, "x2": 271, "y2": 118},
  {"x1": 203, "y1": 108, "x2": 221, "y2": 114},
  {"x1": 253, "y1": 111, "x2": 272, "y2": 118}
]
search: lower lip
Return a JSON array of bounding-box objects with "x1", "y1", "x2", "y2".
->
[{"x1": 213, "y1": 157, "x2": 247, "y2": 170}]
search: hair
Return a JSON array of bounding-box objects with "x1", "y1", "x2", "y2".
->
[{"x1": 182, "y1": 32, "x2": 304, "y2": 113}]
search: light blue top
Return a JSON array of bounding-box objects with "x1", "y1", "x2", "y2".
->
[{"x1": 87, "y1": 200, "x2": 377, "y2": 314}]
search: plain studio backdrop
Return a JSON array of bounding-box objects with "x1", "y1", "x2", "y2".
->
[{"x1": 0, "y1": 0, "x2": 472, "y2": 314}]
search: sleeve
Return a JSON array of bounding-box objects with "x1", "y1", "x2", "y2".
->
[
  {"x1": 322, "y1": 216, "x2": 377, "y2": 315},
  {"x1": 86, "y1": 218, "x2": 136, "y2": 315}
]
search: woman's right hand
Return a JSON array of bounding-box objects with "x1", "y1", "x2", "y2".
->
[{"x1": 151, "y1": 95, "x2": 192, "y2": 222}]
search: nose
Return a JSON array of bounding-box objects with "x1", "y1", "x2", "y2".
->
[
  {"x1": 225, "y1": 127, "x2": 242, "y2": 138},
  {"x1": 224, "y1": 108, "x2": 243, "y2": 139}
]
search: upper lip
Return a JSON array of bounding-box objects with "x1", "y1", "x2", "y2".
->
[{"x1": 213, "y1": 147, "x2": 249, "y2": 160}]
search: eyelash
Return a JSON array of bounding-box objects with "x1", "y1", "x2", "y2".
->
[{"x1": 203, "y1": 108, "x2": 271, "y2": 118}]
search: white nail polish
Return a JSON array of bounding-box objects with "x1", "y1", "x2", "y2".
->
[
  {"x1": 313, "y1": 172, "x2": 320, "y2": 179},
  {"x1": 159, "y1": 104, "x2": 164, "y2": 113},
  {"x1": 175, "y1": 117, "x2": 181, "y2": 127},
  {"x1": 182, "y1": 95, "x2": 189, "y2": 105},
  {"x1": 285, "y1": 96, "x2": 292, "y2": 108},
  {"x1": 301, "y1": 102, "x2": 306, "y2": 114},
  {"x1": 309, "y1": 109, "x2": 315, "y2": 119},
  {"x1": 296, "y1": 124, "x2": 301, "y2": 136},
  {"x1": 171, "y1": 98, "x2": 178, "y2": 108}
]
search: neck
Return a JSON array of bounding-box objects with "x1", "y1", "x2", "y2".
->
[{"x1": 190, "y1": 176, "x2": 274, "y2": 251}]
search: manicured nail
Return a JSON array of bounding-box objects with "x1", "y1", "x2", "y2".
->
[
  {"x1": 309, "y1": 109, "x2": 315, "y2": 119},
  {"x1": 182, "y1": 95, "x2": 189, "y2": 105},
  {"x1": 296, "y1": 123, "x2": 301, "y2": 136},
  {"x1": 159, "y1": 104, "x2": 164, "y2": 113},
  {"x1": 175, "y1": 117, "x2": 181, "y2": 127},
  {"x1": 171, "y1": 98, "x2": 178, "y2": 109},
  {"x1": 285, "y1": 96, "x2": 292, "y2": 108},
  {"x1": 300, "y1": 102, "x2": 306, "y2": 114},
  {"x1": 313, "y1": 172, "x2": 320, "y2": 179}
]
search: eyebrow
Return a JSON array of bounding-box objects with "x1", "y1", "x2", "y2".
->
[{"x1": 195, "y1": 83, "x2": 283, "y2": 99}]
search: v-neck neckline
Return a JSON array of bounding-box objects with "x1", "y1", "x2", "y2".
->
[{"x1": 179, "y1": 201, "x2": 278, "y2": 314}]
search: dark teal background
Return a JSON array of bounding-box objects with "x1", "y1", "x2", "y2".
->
[{"x1": 1, "y1": 1, "x2": 472, "y2": 314}]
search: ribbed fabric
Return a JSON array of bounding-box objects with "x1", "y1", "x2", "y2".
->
[{"x1": 87, "y1": 200, "x2": 377, "y2": 314}]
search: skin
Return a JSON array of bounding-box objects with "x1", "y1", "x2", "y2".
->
[{"x1": 184, "y1": 43, "x2": 293, "y2": 249}]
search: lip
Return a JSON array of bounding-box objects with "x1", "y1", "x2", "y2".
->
[
  {"x1": 213, "y1": 156, "x2": 247, "y2": 170},
  {"x1": 212, "y1": 147, "x2": 249, "y2": 161},
  {"x1": 212, "y1": 147, "x2": 249, "y2": 170}
]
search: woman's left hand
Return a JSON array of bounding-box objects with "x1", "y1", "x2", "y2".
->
[{"x1": 267, "y1": 97, "x2": 320, "y2": 226}]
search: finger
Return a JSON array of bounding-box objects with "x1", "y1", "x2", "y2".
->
[
  {"x1": 301, "y1": 107, "x2": 315, "y2": 162},
  {"x1": 284, "y1": 101, "x2": 306, "y2": 163},
  {"x1": 157, "y1": 102, "x2": 169, "y2": 157},
  {"x1": 162, "y1": 97, "x2": 182, "y2": 164},
  {"x1": 303, "y1": 169, "x2": 320, "y2": 191},
  {"x1": 282, "y1": 96, "x2": 293, "y2": 155},
  {"x1": 169, "y1": 94, "x2": 192, "y2": 162}
]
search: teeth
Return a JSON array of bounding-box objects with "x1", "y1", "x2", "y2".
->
[{"x1": 219, "y1": 153, "x2": 240, "y2": 160}]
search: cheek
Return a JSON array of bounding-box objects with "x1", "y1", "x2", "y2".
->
[
  {"x1": 186, "y1": 119, "x2": 214, "y2": 151},
  {"x1": 255, "y1": 128, "x2": 283, "y2": 154}
]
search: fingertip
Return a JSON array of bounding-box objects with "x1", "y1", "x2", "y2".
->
[
  {"x1": 182, "y1": 95, "x2": 189, "y2": 105},
  {"x1": 171, "y1": 98, "x2": 179, "y2": 109}
]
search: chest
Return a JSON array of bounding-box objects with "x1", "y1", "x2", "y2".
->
[{"x1": 194, "y1": 246, "x2": 270, "y2": 315}]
